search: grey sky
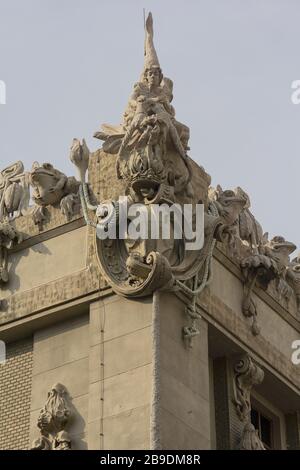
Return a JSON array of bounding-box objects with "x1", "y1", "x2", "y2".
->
[{"x1": 0, "y1": 0, "x2": 299, "y2": 251}]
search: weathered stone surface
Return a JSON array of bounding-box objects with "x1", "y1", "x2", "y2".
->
[{"x1": 0, "y1": 10, "x2": 299, "y2": 453}]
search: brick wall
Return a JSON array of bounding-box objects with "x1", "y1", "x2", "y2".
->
[{"x1": 0, "y1": 337, "x2": 33, "y2": 450}]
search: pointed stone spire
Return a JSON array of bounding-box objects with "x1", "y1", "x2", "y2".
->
[{"x1": 143, "y1": 12, "x2": 161, "y2": 71}]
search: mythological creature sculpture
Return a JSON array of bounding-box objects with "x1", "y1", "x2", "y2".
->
[
  {"x1": 71, "y1": 12, "x2": 300, "y2": 346},
  {"x1": 71, "y1": 14, "x2": 246, "y2": 348},
  {"x1": 70, "y1": 13, "x2": 256, "y2": 345},
  {"x1": 94, "y1": 12, "x2": 193, "y2": 202}
]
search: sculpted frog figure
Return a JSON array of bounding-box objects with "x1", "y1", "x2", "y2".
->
[{"x1": 29, "y1": 162, "x2": 80, "y2": 225}]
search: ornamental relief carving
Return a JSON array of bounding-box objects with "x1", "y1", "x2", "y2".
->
[
  {"x1": 0, "y1": 11, "x2": 299, "y2": 344},
  {"x1": 232, "y1": 354, "x2": 265, "y2": 450},
  {"x1": 31, "y1": 383, "x2": 72, "y2": 451},
  {"x1": 210, "y1": 185, "x2": 299, "y2": 334},
  {"x1": 0, "y1": 159, "x2": 81, "y2": 289},
  {"x1": 70, "y1": 14, "x2": 247, "y2": 346}
]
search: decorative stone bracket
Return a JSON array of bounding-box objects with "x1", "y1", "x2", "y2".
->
[{"x1": 232, "y1": 354, "x2": 265, "y2": 450}]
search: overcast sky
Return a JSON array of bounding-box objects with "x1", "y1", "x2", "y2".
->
[{"x1": 0, "y1": 0, "x2": 299, "y2": 251}]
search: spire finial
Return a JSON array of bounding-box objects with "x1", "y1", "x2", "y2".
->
[{"x1": 143, "y1": 12, "x2": 160, "y2": 71}]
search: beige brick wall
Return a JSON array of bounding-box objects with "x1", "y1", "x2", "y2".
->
[{"x1": 0, "y1": 337, "x2": 33, "y2": 450}]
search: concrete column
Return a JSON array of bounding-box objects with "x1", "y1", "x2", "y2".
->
[
  {"x1": 88, "y1": 291, "x2": 211, "y2": 450},
  {"x1": 157, "y1": 292, "x2": 211, "y2": 449},
  {"x1": 88, "y1": 295, "x2": 153, "y2": 450}
]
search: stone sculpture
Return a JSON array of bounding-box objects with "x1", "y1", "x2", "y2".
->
[
  {"x1": 232, "y1": 354, "x2": 265, "y2": 450},
  {"x1": 94, "y1": 12, "x2": 193, "y2": 202},
  {"x1": 31, "y1": 383, "x2": 72, "y2": 451},
  {"x1": 0, "y1": 221, "x2": 22, "y2": 284},
  {"x1": 0, "y1": 162, "x2": 26, "y2": 288},
  {"x1": 72, "y1": 13, "x2": 243, "y2": 348},
  {"x1": 0, "y1": 10, "x2": 297, "y2": 347},
  {"x1": 211, "y1": 183, "x2": 299, "y2": 333},
  {"x1": 29, "y1": 162, "x2": 80, "y2": 226},
  {"x1": 287, "y1": 255, "x2": 300, "y2": 315},
  {"x1": 53, "y1": 430, "x2": 72, "y2": 450},
  {"x1": 209, "y1": 185, "x2": 267, "y2": 256},
  {"x1": 241, "y1": 236, "x2": 296, "y2": 334},
  {"x1": 238, "y1": 422, "x2": 266, "y2": 450},
  {"x1": 0, "y1": 161, "x2": 30, "y2": 220},
  {"x1": 69, "y1": 138, "x2": 90, "y2": 183},
  {"x1": 235, "y1": 187, "x2": 266, "y2": 254}
]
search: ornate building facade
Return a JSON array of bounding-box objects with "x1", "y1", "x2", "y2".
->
[{"x1": 0, "y1": 13, "x2": 299, "y2": 450}]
